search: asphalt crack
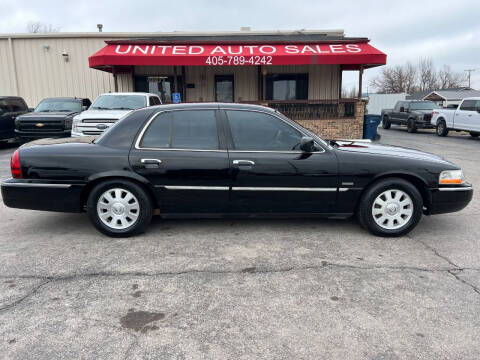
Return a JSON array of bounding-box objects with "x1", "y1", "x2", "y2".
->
[{"x1": 0, "y1": 279, "x2": 51, "y2": 313}]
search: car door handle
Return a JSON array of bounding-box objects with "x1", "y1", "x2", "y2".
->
[
  {"x1": 140, "y1": 158, "x2": 162, "y2": 168},
  {"x1": 232, "y1": 160, "x2": 255, "y2": 167}
]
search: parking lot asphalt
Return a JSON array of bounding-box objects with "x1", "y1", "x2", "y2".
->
[{"x1": 0, "y1": 127, "x2": 479, "y2": 359}]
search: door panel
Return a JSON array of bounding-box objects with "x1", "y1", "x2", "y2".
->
[
  {"x1": 223, "y1": 109, "x2": 338, "y2": 214},
  {"x1": 129, "y1": 109, "x2": 230, "y2": 214},
  {"x1": 229, "y1": 150, "x2": 338, "y2": 213}
]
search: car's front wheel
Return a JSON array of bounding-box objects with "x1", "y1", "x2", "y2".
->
[
  {"x1": 87, "y1": 180, "x2": 153, "y2": 237},
  {"x1": 436, "y1": 120, "x2": 449, "y2": 137},
  {"x1": 382, "y1": 116, "x2": 391, "y2": 129},
  {"x1": 357, "y1": 178, "x2": 423, "y2": 237},
  {"x1": 470, "y1": 132, "x2": 479, "y2": 138}
]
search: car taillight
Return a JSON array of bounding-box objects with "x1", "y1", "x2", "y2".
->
[{"x1": 10, "y1": 149, "x2": 22, "y2": 179}]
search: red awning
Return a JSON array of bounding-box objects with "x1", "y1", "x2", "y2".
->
[{"x1": 89, "y1": 43, "x2": 386, "y2": 71}]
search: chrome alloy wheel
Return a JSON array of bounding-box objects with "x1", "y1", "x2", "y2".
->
[
  {"x1": 371, "y1": 189, "x2": 413, "y2": 230},
  {"x1": 96, "y1": 188, "x2": 140, "y2": 230}
]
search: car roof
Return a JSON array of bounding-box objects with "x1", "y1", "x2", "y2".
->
[
  {"x1": 147, "y1": 102, "x2": 277, "y2": 112},
  {"x1": 40, "y1": 97, "x2": 87, "y2": 101},
  {"x1": 98, "y1": 92, "x2": 159, "y2": 97},
  {"x1": 0, "y1": 96, "x2": 25, "y2": 100}
]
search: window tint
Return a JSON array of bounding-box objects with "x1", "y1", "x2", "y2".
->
[
  {"x1": 172, "y1": 110, "x2": 217, "y2": 149},
  {"x1": 226, "y1": 110, "x2": 302, "y2": 151},
  {"x1": 140, "y1": 110, "x2": 218, "y2": 150},
  {"x1": 460, "y1": 100, "x2": 477, "y2": 111},
  {"x1": 140, "y1": 112, "x2": 171, "y2": 148}
]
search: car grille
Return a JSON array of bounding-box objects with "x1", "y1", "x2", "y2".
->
[
  {"x1": 82, "y1": 118, "x2": 117, "y2": 123},
  {"x1": 423, "y1": 114, "x2": 432, "y2": 122},
  {"x1": 19, "y1": 120, "x2": 64, "y2": 132}
]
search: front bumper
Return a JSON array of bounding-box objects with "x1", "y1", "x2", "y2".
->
[
  {"x1": 416, "y1": 120, "x2": 434, "y2": 129},
  {"x1": 428, "y1": 184, "x2": 473, "y2": 215},
  {"x1": 1, "y1": 178, "x2": 85, "y2": 213}
]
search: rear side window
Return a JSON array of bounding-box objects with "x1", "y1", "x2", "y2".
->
[
  {"x1": 149, "y1": 96, "x2": 161, "y2": 106},
  {"x1": 226, "y1": 110, "x2": 302, "y2": 151},
  {"x1": 140, "y1": 110, "x2": 218, "y2": 150}
]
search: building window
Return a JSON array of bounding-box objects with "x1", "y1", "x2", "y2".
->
[
  {"x1": 134, "y1": 76, "x2": 183, "y2": 103},
  {"x1": 215, "y1": 75, "x2": 234, "y2": 102},
  {"x1": 266, "y1": 74, "x2": 308, "y2": 100}
]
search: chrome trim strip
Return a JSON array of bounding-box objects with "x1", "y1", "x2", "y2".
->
[
  {"x1": 232, "y1": 187, "x2": 341, "y2": 192},
  {"x1": 157, "y1": 185, "x2": 229, "y2": 191},
  {"x1": 438, "y1": 186, "x2": 473, "y2": 192},
  {"x1": 2, "y1": 182, "x2": 72, "y2": 189}
]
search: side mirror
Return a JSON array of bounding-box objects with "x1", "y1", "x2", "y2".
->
[
  {"x1": 400, "y1": 107, "x2": 405, "y2": 112},
  {"x1": 300, "y1": 136, "x2": 315, "y2": 153}
]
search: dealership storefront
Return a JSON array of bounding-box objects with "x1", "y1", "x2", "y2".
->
[
  {"x1": 0, "y1": 30, "x2": 386, "y2": 139},
  {"x1": 88, "y1": 32, "x2": 386, "y2": 138}
]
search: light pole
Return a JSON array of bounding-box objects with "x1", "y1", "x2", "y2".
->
[{"x1": 464, "y1": 69, "x2": 475, "y2": 88}]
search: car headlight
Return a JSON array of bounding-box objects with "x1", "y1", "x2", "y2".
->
[
  {"x1": 439, "y1": 170, "x2": 465, "y2": 185},
  {"x1": 72, "y1": 116, "x2": 81, "y2": 131}
]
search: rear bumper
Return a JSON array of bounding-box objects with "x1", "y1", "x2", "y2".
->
[
  {"x1": 15, "y1": 129, "x2": 71, "y2": 140},
  {"x1": 428, "y1": 185, "x2": 473, "y2": 215},
  {"x1": 1, "y1": 178, "x2": 85, "y2": 213}
]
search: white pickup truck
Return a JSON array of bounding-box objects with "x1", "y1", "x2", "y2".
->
[
  {"x1": 71, "y1": 92, "x2": 161, "y2": 137},
  {"x1": 431, "y1": 97, "x2": 480, "y2": 137}
]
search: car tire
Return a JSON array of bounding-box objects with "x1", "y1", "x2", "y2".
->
[
  {"x1": 87, "y1": 179, "x2": 153, "y2": 237},
  {"x1": 407, "y1": 119, "x2": 417, "y2": 133},
  {"x1": 357, "y1": 178, "x2": 423, "y2": 237},
  {"x1": 469, "y1": 132, "x2": 479, "y2": 138},
  {"x1": 436, "y1": 119, "x2": 449, "y2": 137},
  {"x1": 382, "y1": 116, "x2": 391, "y2": 129}
]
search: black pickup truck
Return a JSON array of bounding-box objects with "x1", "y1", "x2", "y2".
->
[
  {"x1": 0, "y1": 96, "x2": 30, "y2": 143},
  {"x1": 15, "y1": 97, "x2": 91, "y2": 141},
  {"x1": 381, "y1": 100, "x2": 440, "y2": 133}
]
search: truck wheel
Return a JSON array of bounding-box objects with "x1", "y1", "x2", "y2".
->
[
  {"x1": 436, "y1": 120, "x2": 449, "y2": 137},
  {"x1": 382, "y1": 116, "x2": 391, "y2": 129},
  {"x1": 87, "y1": 179, "x2": 153, "y2": 237},
  {"x1": 407, "y1": 119, "x2": 417, "y2": 133},
  {"x1": 357, "y1": 178, "x2": 423, "y2": 237},
  {"x1": 470, "y1": 132, "x2": 479, "y2": 138}
]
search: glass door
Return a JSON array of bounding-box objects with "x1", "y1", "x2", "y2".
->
[{"x1": 215, "y1": 75, "x2": 234, "y2": 102}]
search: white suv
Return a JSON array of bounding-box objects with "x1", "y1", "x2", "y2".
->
[{"x1": 71, "y1": 92, "x2": 161, "y2": 137}]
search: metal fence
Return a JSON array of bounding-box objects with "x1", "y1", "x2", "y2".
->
[{"x1": 240, "y1": 99, "x2": 357, "y2": 120}]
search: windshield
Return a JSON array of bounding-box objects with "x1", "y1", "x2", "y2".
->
[
  {"x1": 90, "y1": 95, "x2": 147, "y2": 110},
  {"x1": 409, "y1": 101, "x2": 439, "y2": 110},
  {"x1": 35, "y1": 99, "x2": 82, "y2": 113}
]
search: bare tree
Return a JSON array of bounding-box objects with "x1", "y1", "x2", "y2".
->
[
  {"x1": 370, "y1": 58, "x2": 467, "y2": 94},
  {"x1": 341, "y1": 86, "x2": 357, "y2": 98},
  {"x1": 27, "y1": 21, "x2": 60, "y2": 33},
  {"x1": 438, "y1": 65, "x2": 467, "y2": 89}
]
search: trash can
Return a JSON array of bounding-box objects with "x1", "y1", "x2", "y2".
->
[{"x1": 363, "y1": 115, "x2": 381, "y2": 140}]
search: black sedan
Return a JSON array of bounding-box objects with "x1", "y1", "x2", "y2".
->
[{"x1": 1, "y1": 103, "x2": 473, "y2": 237}]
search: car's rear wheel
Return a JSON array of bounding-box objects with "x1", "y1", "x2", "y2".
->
[
  {"x1": 469, "y1": 132, "x2": 479, "y2": 138},
  {"x1": 87, "y1": 180, "x2": 153, "y2": 237},
  {"x1": 382, "y1": 116, "x2": 391, "y2": 129},
  {"x1": 357, "y1": 178, "x2": 423, "y2": 237},
  {"x1": 407, "y1": 119, "x2": 417, "y2": 133},
  {"x1": 436, "y1": 120, "x2": 449, "y2": 137}
]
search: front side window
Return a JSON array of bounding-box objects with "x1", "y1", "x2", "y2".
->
[
  {"x1": 226, "y1": 110, "x2": 302, "y2": 151},
  {"x1": 140, "y1": 110, "x2": 218, "y2": 150},
  {"x1": 35, "y1": 99, "x2": 82, "y2": 113},
  {"x1": 266, "y1": 74, "x2": 308, "y2": 100},
  {"x1": 91, "y1": 95, "x2": 147, "y2": 110},
  {"x1": 460, "y1": 100, "x2": 478, "y2": 111}
]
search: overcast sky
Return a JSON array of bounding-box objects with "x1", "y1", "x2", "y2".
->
[{"x1": 2, "y1": 0, "x2": 479, "y2": 90}]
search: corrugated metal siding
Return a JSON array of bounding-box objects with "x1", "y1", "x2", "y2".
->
[{"x1": 0, "y1": 39, "x2": 17, "y2": 97}]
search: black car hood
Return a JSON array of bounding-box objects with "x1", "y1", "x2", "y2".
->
[
  {"x1": 335, "y1": 141, "x2": 451, "y2": 164},
  {"x1": 16, "y1": 111, "x2": 77, "y2": 119}
]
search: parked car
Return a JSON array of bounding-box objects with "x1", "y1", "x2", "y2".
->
[
  {"x1": 0, "y1": 96, "x2": 30, "y2": 143},
  {"x1": 1, "y1": 103, "x2": 472, "y2": 238},
  {"x1": 381, "y1": 100, "x2": 439, "y2": 133},
  {"x1": 15, "y1": 97, "x2": 91, "y2": 141},
  {"x1": 71, "y1": 92, "x2": 161, "y2": 137},
  {"x1": 431, "y1": 97, "x2": 480, "y2": 137}
]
